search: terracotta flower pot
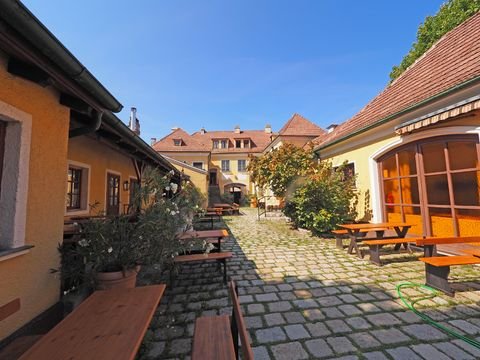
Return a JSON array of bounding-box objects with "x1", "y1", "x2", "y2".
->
[
  {"x1": 95, "y1": 266, "x2": 140, "y2": 290},
  {"x1": 250, "y1": 198, "x2": 257, "y2": 208}
]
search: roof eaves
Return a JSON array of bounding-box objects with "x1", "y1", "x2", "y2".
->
[{"x1": 315, "y1": 74, "x2": 480, "y2": 153}]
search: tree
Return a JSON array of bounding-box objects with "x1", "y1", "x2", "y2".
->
[
  {"x1": 283, "y1": 161, "x2": 358, "y2": 234},
  {"x1": 390, "y1": 0, "x2": 480, "y2": 81},
  {"x1": 248, "y1": 143, "x2": 315, "y2": 197}
]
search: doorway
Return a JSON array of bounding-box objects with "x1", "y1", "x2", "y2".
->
[
  {"x1": 209, "y1": 170, "x2": 217, "y2": 185},
  {"x1": 106, "y1": 172, "x2": 120, "y2": 216}
]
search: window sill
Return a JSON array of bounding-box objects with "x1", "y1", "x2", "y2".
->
[{"x1": 0, "y1": 245, "x2": 34, "y2": 262}]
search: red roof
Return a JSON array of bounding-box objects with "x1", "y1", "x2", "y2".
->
[
  {"x1": 278, "y1": 113, "x2": 325, "y2": 136},
  {"x1": 314, "y1": 12, "x2": 480, "y2": 149},
  {"x1": 152, "y1": 128, "x2": 209, "y2": 152},
  {"x1": 191, "y1": 129, "x2": 273, "y2": 153}
]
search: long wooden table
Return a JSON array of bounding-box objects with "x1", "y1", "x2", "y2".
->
[
  {"x1": 179, "y1": 229, "x2": 229, "y2": 252},
  {"x1": 339, "y1": 222, "x2": 413, "y2": 259},
  {"x1": 19, "y1": 285, "x2": 165, "y2": 360}
]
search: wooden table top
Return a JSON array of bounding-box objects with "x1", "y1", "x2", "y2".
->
[
  {"x1": 461, "y1": 247, "x2": 480, "y2": 257},
  {"x1": 19, "y1": 285, "x2": 166, "y2": 360},
  {"x1": 179, "y1": 229, "x2": 228, "y2": 240},
  {"x1": 413, "y1": 236, "x2": 480, "y2": 246},
  {"x1": 192, "y1": 315, "x2": 235, "y2": 360},
  {"x1": 339, "y1": 222, "x2": 412, "y2": 231}
]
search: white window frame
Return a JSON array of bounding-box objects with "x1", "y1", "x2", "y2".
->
[
  {"x1": 65, "y1": 160, "x2": 91, "y2": 216},
  {"x1": 0, "y1": 100, "x2": 32, "y2": 256},
  {"x1": 237, "y1": 159, "x2": 247, "y2": 172},
  {"x1": 221, "y1": 139, "x2": 228, "y2": 149},
  {"x1": 221, "y1": 159, "x2": 230, "y2": 172}
]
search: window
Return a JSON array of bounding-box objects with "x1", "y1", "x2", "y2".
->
[
  {"x1": 213, "y1": 140, "x2": 219, "y2": 149},
  {"x1": 244, "y1": 139, "x2": 250, "y2": 148},
  {"x1": 221, "y1": 140, "x2": 228, "y2": 149},
  {"x1": 173, "y1": 139, "x2": 182, "y2": 146},
  {"x1": 192, "y1": 162, "x2": 203, "y2": 170},
  {"x1": 221, "y1": 160, "x2": 230, "y2": 172},
  {"x1": 0, "y1": 121, "x2": 6, "y2": 199},
  {"x1": 379, "y1": 135, "x2": 480, "y2": 237},
  {"x1": 238, "y1": 159, "x2": 247, "y2": 172},
  {"x1": 235, "y1": 139, "x2": 242, "y2": 148},
  {"x1": 67, "y1": 167, "x2": 82, "y2": 209}
]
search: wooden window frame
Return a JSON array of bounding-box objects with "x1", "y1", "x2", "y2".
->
[
  {"x1": 378, "y1": 134, "x2": 480, "y2": 237},
  {"x1": 66, "y1": 167, "x2": 83, "y2": 210}
]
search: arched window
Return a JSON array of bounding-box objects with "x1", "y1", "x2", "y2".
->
[{"x1": 379, "y1": 135, "x2": 480, "y2": 237}]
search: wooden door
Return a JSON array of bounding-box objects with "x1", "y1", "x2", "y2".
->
[
  {"x1": 209, "y1": 171, "x2": 217, "y2": 185},
  {"x1": 106, "y1": 173, "x2": 120, "y2": 216}
]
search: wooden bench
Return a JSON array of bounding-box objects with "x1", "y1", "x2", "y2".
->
[
  {"x1": 363, "y1": 238, "x2": 412, "y2": 265},
  {"x1": 331, "y1": 229, "x2": 348, "y2": 249},
  {"x1": 192, "y1": 281, "x2": 253, "y2": 360},
  {"x1": 419, "y1": 256, "x2": 480, "y2": 296},
  {"x1": 173, "y1": 252, "x2": 233, "y2": 284},
  {"x1": 414, "y1": 236, "x2": 480, "y2": 257},
  {"x1": 18, "y1": 285, "x2": 165, "y2": 360}
]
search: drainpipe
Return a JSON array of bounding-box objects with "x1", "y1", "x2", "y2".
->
[{"x1": 69, "y1": 110, "x2": 103, "y2": 138}]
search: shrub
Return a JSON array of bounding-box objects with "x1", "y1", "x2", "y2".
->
[{"x1": 284, "y1": 161, "x2": 357, "y2": 234}]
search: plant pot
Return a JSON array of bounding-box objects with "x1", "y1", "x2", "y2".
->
[
  {"x1": 250, "y1": 198, "x2": 258, "y2": 208},
  {"x1": 95, "y1": 266, "x2": 140, "y2": 290}
]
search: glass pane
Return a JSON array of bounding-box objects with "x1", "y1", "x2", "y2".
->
[
  {"x1": 384, "y1": 179, "x2": 400, "y2": 204},
  {"x1": 422, "y1": 142, "x2": 446, "y2": 173},
  {"x1": 425, "y1": 174, "x2": 450, "y2": 205},
  {"x1": 398, "y1": 149, "x2": 417, "y2": 176},
  {"x1": 429, "y1": 207, "x2": 454, "y2": 237},
  {"x1": 403, "y1": 206, "x2": 423, "y2": 236},
  {"x1": 448, "y1": 141, "x2": 478, "y2": 170},
  {"x1": 382, "y1": 155, "x2": 397, "y2": 178},
  {"x1": 386, "y1": 205, "x2": 402, "y2": 223},
  {"x1": 456, "y1": 209, "x2": 480, "y2": 237},
  {"x1": 451, "y1": 171, "x2": 480, "y2": 206},
  {"x1": 400, "y1": 177, "x2": 420, "y2": 204}
]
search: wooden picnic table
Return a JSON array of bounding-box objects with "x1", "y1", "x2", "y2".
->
[
  {"x1": 19, "y1": 285, "x2": 166, "y2": 360},
  {"x1": 213, "y1": 203, "x2": 233, "y2": 208},
  {"x1": 339, "y1": 222, "x2": 413, "y2": 259},
  {"x1": 179, "y1": 229, "x2": 229, "y2": 252},
  {"x1": 462, "y1": 248, "x2": 480, "y2": 257}
]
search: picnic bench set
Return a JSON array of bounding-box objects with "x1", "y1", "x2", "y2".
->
[{"x1": 333, "y1": 222, "x2": 480, "y2": 296}]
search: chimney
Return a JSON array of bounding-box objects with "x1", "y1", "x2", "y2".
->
[
  {"x1": 234, "y1": 125, "x2": 241, "y2": 134},
  {"x1": 129, "y1": 107, "x2": 140, "y2": 135},
  {"x1": 172, "y1": 127, "x2": 179, "y2": 131},
  {"x1": 264, "y1": 124, "x2": 272, "y2": 134},
  {"x1": 326, "y1": 124, "x2": 338, "y2": 134},
  {"x1": 200, "y1": 127, "x2": 206, "y2": 135},
  {"x1": 150, "y1": 137, "x2": 157, "y2": 145}
]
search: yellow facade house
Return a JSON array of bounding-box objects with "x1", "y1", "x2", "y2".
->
[
  {"x1": 153, "y1": 125, "x2": 273, "y2": 203},
  {"x1": 0, "y1": 0, "x2": 178, "y2": 345},
  {"x1": 313, "y1": 13, "x2": 480, "y2": 248}
]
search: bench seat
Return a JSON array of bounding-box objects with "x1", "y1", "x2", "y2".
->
[
  {"x1": 173, "y1": 252, "x2": 232, "y2": 284},
  {"x1": 363, "y1": 238, "x2": 411, "y2": 246},
  {"x1": 419, "y1": 255, "x2": 480, "y2": 296},
  {"x1": 192, "y1": 315, "x2": 235, "y2": 360}
]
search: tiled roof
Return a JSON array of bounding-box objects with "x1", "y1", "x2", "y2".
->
[
  {"x1": 278, "y1": 113, "x2": 325, "y2": 136},
  {"x1": 191, "y1": 130, "x2": 273, "y2": 153},
  {"x1": 313, "y1": 12, "x2": 480, "y2": 149},
  {"x1": 152, "y1": 128, "x2": 209, "y2": 152}
]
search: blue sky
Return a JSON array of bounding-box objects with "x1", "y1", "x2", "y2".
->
[{"x1": 24, "y1": 0, "x2": 443, "y2": 142}]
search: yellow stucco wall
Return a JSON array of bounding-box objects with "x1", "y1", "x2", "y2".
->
[
  {"x1": 67, "y1": 136, "x2": 138, "y2": 216},
  {"x1": 0, "y1": 53, "x2": 70, "y2": 339},
  {"x1": 323, "y1": 136, "x2": 398, "y2": 222},
  {"x1": 170, "y1": 163, "x2": 208, "y2": 206},
  {"x1": 210, "y1": 154, "x2": 253, "y2": 194}
]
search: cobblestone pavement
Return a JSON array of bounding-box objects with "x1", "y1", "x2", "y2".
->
[{"x1": 138, "y1": 208, "x2": 480, "y2": 359}]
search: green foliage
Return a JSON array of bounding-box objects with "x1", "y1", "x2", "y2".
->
[
  {"x1": 248, "y1": 143, "x2": 316, "y2": 197},
  {"x1": 283, "y1": 161, "x2": 358, "y2": 234},
  {"x1": 390, "y1": 0, "x2": 480, "y2": 81}
]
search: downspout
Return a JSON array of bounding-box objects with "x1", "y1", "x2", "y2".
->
[{"x1": 69, "y1": 110, "x2": 103, "y2": 138}]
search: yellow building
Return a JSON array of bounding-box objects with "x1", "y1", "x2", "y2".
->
[
  {"x1": 313, "y1": 13, "x2": 480, "y2": 243},
  {"x1": 153, "y1": 115, "x2": 325, "y2": 205},
  {"x1": 0, "y1": 1, "x2": 178, "y2": 345},
  {"x1": 153, "y1": 125, "x2": 274, "y2": 203}
]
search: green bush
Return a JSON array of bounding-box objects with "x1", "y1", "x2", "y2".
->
[{"x1": 284, "y1": 161, "x2": 357, "y2": 235}]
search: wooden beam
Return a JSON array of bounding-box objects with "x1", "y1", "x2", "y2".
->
[
  {"x1": 60, "y1": 93, "x2": 92, "y2": 115},
  {"x1": 7, "y1": 58, "x2": 50, "y2": 85}
]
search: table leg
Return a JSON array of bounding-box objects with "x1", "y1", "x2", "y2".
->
[
  {"x1": 369, "y1": 245, "x2": 382, "y2": 266},
  {"x1": 336, "y1": 236, "x2": 344, "y2": 249},
  {"x1": 218, "y1": 237, "x2": 222, "y2": 252},
  {"x1": 424, "y1": 245, "x2": 436, "y2": 257},
  {"x1": 425, "y1": 264, "x2": 454, "y2": 296},
  {"x1": 223, "y1": 259, "x2": 228, "y2": 284}
]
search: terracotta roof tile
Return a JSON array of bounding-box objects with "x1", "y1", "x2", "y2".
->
[
  {"x1": 279, "y1": 113, "x2": 325, "y2": 136},
  {"x1": 152, "y1": 128, "x2": 209, "y2": 152},
  {"x1": 314, "y1": 12, "x2": 480, "y2": 149},
  {"x1": 191, "y1": 130, "x2": 273, "y2": 153}
]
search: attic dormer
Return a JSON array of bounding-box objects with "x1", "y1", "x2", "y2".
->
[{"x1": 173, "y1": 138, "x2": 184, "y2": 146}]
